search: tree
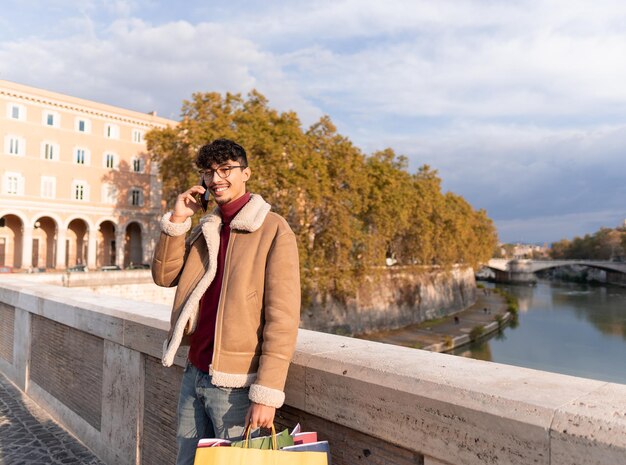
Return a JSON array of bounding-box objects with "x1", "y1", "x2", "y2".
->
[
  {"x1": 550, "y1": 239, "x2": 570, "y2": 259},
  {"x1": 146, "y1": 90, "x2": 499, "y2": 298},
  {"x1": 550, "y1": 227, "x2": 626, "y2": 260},
  {"x1": 362, "y1": 148, "x2": 414, "y2": 265}
]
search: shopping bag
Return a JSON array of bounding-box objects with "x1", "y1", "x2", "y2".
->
[
  {"x1": 290, "y1": 423, "x2": 318, "y2": 445},
  {"x1": 196, "y1": 438, "x2": 232, "y2": 448},
  {"x1": 194, "y1": 425, "x2": 327, "y2": 465},
  {"x1": 283, "y1": 441, "x2": 332, "y2": 465},
  {"x1": 230, "y1": 426, "x2": 294, "y2": 449},
  {"x1": 194, "y1": 447, "x2": 328, "y2": 465},
  {"x1": 293, "y1": 432, "x2": 318, "y2": 444}
]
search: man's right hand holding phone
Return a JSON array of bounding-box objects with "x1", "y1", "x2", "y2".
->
[{"x1": 170, "y1": 185, "x2": 206, "y2": 223}]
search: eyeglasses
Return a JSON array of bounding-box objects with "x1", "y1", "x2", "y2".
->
[{"x1": 198, "y1": 165, "x2": 246, "y2": 182}]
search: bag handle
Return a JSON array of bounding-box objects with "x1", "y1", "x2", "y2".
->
[{"x1": 244, "y1": 424, "x2": 278, "y2": 450}]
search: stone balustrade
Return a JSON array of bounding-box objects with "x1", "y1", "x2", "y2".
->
[{"x1": 0, "y1": 276, "x2": 624, "y2": 465}]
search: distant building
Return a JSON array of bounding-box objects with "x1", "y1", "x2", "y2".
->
[
  {"x1": 496, "y1": 242, "x2": 549, "y2": 260},
  {"x1": 0, "y1": 80, "x2": 177, "y2": 270}
]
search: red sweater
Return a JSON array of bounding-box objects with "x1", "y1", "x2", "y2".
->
[{"x1": 188, "y1": 192, "x2": 251, "y2": 372}]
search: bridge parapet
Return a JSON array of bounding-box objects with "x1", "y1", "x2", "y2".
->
[
  {"x1": 0, "y1": 277, "x2": 625, "y2": 465},
  {"x1": 528, "y1": 260, "x2": 626, "y2": 274},
  {"x1": 485, "y1": 259, "x2": 626, "y2": 283}
]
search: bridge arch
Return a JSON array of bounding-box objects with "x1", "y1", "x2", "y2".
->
[
  {"x1": 530, "y1": 261, "x2": 626, "y2": 275},
  {"x1": 484, "y1": 259, "x2": 626, "y2": 283}
]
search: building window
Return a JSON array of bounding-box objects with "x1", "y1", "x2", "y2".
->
[
  {"x1": 130, "y1": 188, "x2": 143, "y2": 206},
  {"x1": 45, "y1": 144, "x2": 54, "y2": 160},
  {"x1": 132, "y1": 129, "x2": 143, "y2": 143},
  {"x1": 72, "y1": 181, "x2": 88, "y2": 201},
  {"x1": 41, "y1": 176, "x2": 56, "y2": 199},
  {"x1": 104, "y1": 153, "x2": 117, "y2": 169},
  {"x1": 75, "y1": 117, "x2": 91, "y2": 133},
  {"x1": 5, "y1": 136, "x2": 25, "y2": 156},
  {"x1": 3, "y1": 172, "x2": 24, "y2": 195},
  {"x1": 43, "y1": 111, "x2": 60, "y2": 127},
  {"x1": 41, "y1": 142, "x2": 59, "y2": 161},
  {"x1": 102, "y1": 184, "x2": 118, "y2": 204},
  {"x1": 10, "y1": 138, "x2": 19, "y2": 155},
  {"x1": 8, "y1": 103, "x2": 25, "y2": 121},
  {"x1": 74, "y1": 148, "x2": 89, "y2": 165},
  {"x1": 105, "y1": 124, "x2": 119, "y2": 139},
  {"x1": 6, "y1": 175, "x2": 19, "y2": 195},
  {"x1": 131, "y1": 157, "x2": 144, "y2": 173}
]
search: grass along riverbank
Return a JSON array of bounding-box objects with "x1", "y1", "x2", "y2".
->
[{"x1": 357, "y1": 286, "x2": 516, "y2": 352}]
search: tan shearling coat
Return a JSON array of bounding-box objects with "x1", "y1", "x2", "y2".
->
[{"x1": 152, "y1": 194, "x2": 300, "y2": 408}]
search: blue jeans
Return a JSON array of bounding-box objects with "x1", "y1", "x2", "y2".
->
[{"x1": 176, "y1": 362, "x2": 250, "y2": 465}]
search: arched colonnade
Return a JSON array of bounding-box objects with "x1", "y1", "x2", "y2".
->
[{"x1": 0, "y1": 211, "x2": 146, "y2": 270}]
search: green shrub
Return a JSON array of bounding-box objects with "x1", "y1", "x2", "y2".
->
[
  {"x1": 506, "y1": 296, "x2": 519, "y2": 314},
  {"x1": 492, "y1": 287, "x2": 519, "y2": 315},
  {"x1": 469, "y1": 325, "x2": 485, "y2": 342}
]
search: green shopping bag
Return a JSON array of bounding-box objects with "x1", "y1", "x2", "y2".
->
[{"x1": 230, "y1": 427, "x2": 293, "y2": 449}]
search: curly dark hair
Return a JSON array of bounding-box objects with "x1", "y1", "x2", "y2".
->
[{"x1": 195, "y1": 138, "x2": 248, "y2": 169}]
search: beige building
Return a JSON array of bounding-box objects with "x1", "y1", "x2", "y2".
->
[{"x1": 0, "y1": 80, "x2": 177, "y2": 271}]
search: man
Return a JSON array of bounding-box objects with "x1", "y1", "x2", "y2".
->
[{"x1": 152, "y1": 138, "x2": 301, "y2": 465}]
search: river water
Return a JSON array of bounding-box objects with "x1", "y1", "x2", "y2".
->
[{"x1": 453, "y1": 281, "x2": 626, "y2": 385}]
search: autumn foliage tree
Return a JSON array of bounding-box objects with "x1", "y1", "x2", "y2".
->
[
  {"x1": 550, "y1": 227, "x2": 626, "y2": 260},
  {"x1": 146, "y1": 90, "x2": 498, "y2": 298}
]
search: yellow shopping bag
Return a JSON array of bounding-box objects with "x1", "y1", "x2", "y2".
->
[{"x1": 194, "y1": 425, "x2": 328, "y2": 465}]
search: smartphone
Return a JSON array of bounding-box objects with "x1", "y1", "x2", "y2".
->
[{"x1": 198, "y1": 180, "x2": 209, "y2": 211}]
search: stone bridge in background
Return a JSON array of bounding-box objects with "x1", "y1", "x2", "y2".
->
[{"x1": 486, "y1": 259, "x2": 626, "y2": 283}]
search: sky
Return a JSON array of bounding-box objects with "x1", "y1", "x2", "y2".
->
[{"x1": 1, "y1": 0, "x2": 625, "y2": 244}]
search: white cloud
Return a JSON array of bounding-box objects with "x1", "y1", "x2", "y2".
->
[
  {"x1": 1, "y1": 0, "x2": 625, "y2": 243},
  {"x1": 5, "y1": 1, "x2": 626, "y2": 122},
  {"x1": 265, "y1": 6, "x2": 626, "y2": 122},
  {"x1": 0, "y1": 18, "x2": 323, "y2": 121},
  {"x1": 234, "y1": 0, "x2": 521, "y2": 42}
]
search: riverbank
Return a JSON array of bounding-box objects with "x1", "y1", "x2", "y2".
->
[
  {"x1": 301, "y1": 266, "x2": 476, "y2": 335},
  {"x1": 357, "y1": 289, "x2": 509, "y2": 352}
]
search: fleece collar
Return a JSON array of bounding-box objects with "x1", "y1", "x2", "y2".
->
[
  {"x1": 199, "y1": 193, "x2": 271, "y2": 232},
  {"x1": 185, "y1": 193, "x2": 271, "y2": 247}
]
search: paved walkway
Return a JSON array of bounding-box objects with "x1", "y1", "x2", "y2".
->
[
  {"x1": 359, "y1": 288, "x2": 508, "y2": 350},
  {"x1": 0, "y1": 373, "x2": 105, "y2": 465}
]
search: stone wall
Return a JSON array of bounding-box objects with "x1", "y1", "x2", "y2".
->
[
  {"x1": 0, "y1": 302, "x2": 14, "y2": 363},
  {"x1": 0, "y1": 276, "x2": 625, "y2": 465},
  {"x1": 302, "y1": 266, "x2": 476, "y2": 335},
  {"x1": 30, "y1": 315, "x2": 104, "y2": 430},
  {"x1": 141, "y1": 356, "x2": 180, "y2": 465},
  {"x1": 93, "y1": 267, "x2": 476, "y2": 335},
  {"x1": 87, "y1": 283, "x2": 176, "y2": 305},
  {"x1": 25, "y1": 266, "x2": 477, "y2": 335},
  {"x1": 607, "y1": 270, "x2": 626, "y2": 286}
]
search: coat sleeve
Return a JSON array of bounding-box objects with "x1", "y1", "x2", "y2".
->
[
  {"x1": 249, "y1": 225, "x2": 301, "y2": 408},
  {"x1": 152, "y1": 212, "x2": 193, "y2": 288}
]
